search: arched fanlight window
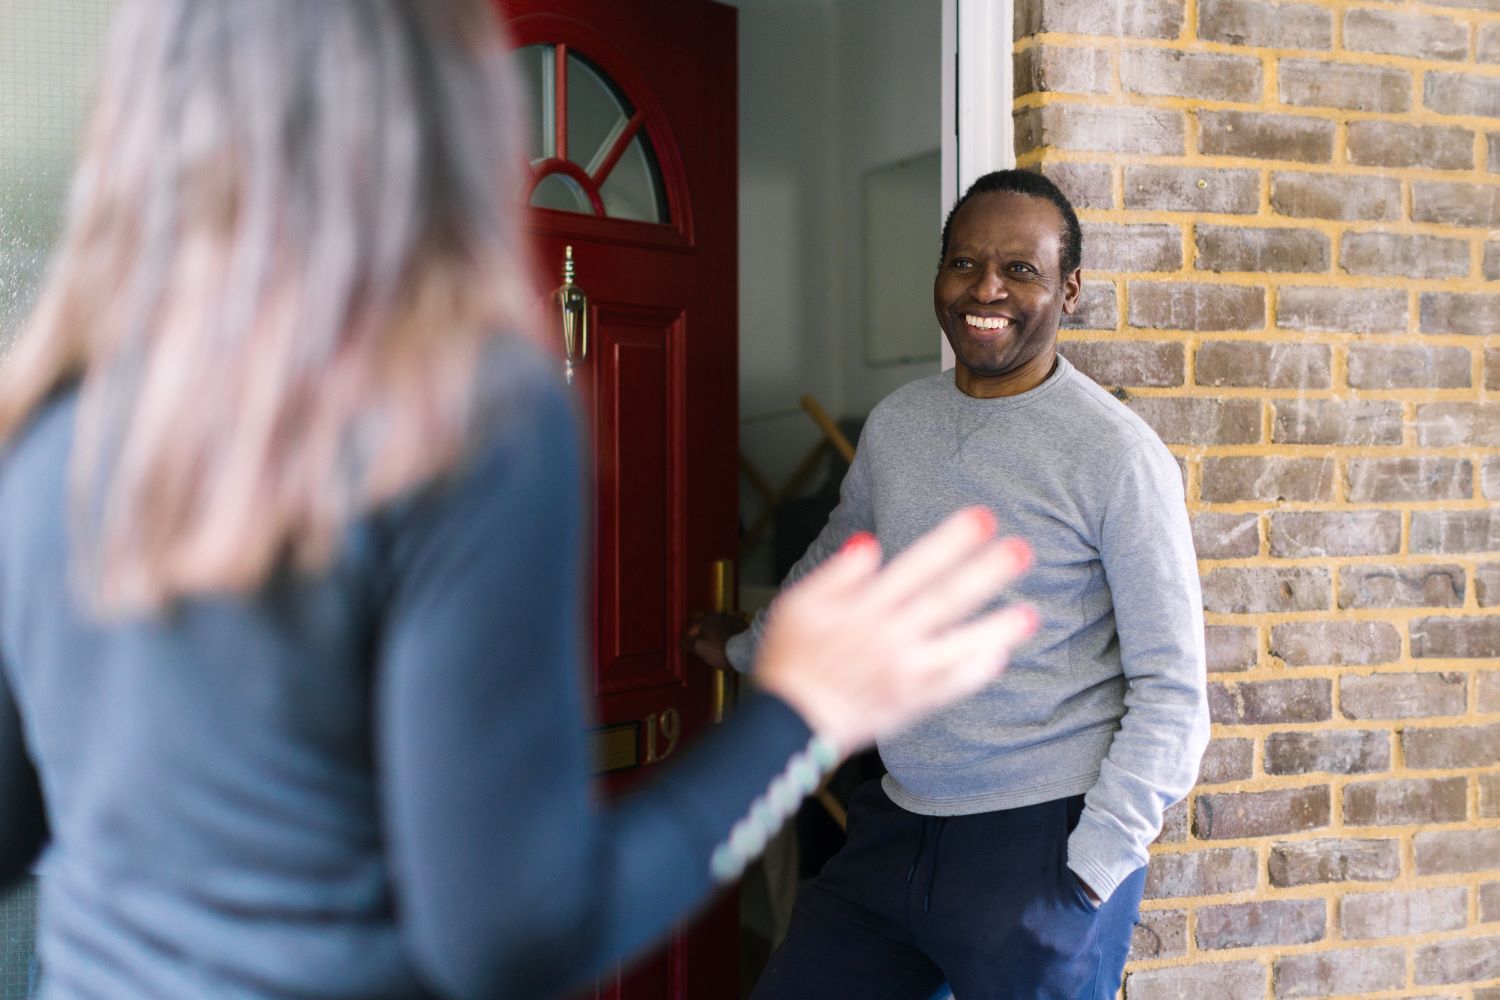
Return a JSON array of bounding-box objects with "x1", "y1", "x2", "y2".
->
[{"x1": 517, "y1": 44, "x2": 669, "y2": 225}]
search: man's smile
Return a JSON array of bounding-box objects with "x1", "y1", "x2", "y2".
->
[{"x1": 963, "y1": 314, "x2": 1013, "y2": 331}]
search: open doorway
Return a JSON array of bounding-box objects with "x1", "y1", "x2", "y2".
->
[{"x1": 725, "y1": 1, "x2": 946, "y2": 987}]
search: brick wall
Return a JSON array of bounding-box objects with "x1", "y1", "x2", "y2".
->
[{"x1": 1013, "y1": 0, "x2": 1500, "y2": 996}]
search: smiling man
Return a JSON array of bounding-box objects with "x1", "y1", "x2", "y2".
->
[{"x1": 692, "y1": 169, "x2": 1209, "y2": 999}]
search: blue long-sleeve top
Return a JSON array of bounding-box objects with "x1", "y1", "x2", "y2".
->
[{"x1": 0, "y1": 337, "x2": 809, "y2": 999}]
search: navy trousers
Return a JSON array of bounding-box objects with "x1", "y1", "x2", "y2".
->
[{"x1": 750, "y1": 781, "x2": 1146, "y2": 1000}]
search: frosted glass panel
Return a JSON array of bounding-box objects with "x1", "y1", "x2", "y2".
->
[
  {"x1": 0, "y1": 1, "x2": 117, "y2": 350},
  {"x1": 0, "y1": 5, "x2": 117, "y2": 997}
]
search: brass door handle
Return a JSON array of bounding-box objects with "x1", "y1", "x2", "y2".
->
[
  {"x1": 555, "y1": 245, "x2": 588, "y2": 385},
  {"x1": 711, "y1": 558, "x2": 737, "y2": 725}
]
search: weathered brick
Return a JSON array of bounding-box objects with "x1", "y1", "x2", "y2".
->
[
  {"x1": 1157, "y1": 799, "x2": 1187, "y2": 844},
  {"x1": 1269, "y1": 837, "x2": 1400, "y2": 886},
  {"x1": 1129, "y1": 282, "x2": 1265, "y2": 331},
  {"x1": 1125, "y1": 961, "x2": 1265, "y2": 1000},
  {"x1": 1082, "y1": 222, "x2": 1181, "y2": 272},
  {"x1": 1403, "y1": 723, "x2": 1500, "y2": 768},
  {"x1": 1342, "y1": 887, "x2": 1468, "y2": 939},
  {"x1": 1413, "y1": 182, "x2": 1500, "y2": 228},
  {"x1": 1475, "y1": 565, "x2": 1500, "y2": 610},
  {"x1": 1265, "y1": 730, "x2": 1389, "y2": 775},
  {"x1": 1272, "y1": 400, "x2": 1401, "y2": 446},
  {"x1": 1202, "y1": 567, "x2": 1330, "y2": 614},
  {"x1": 1421, "y1": 293, "x2": 1500, "y2": 336},
  {"x1": 1347, "y1": 120, "x2": 1474, "y2": 171},
  {"x1": 1418, "y1": 405, "x2": 1500, "y2": 449},
  {"x1": 1199, "y1": 110, "x2": 1334, "y2": 163},
  {"x1": 1128, "y1": 908, "x2": 1188, "y2": 961},
  {"x1": 1487, "y1": 456, "x2": 1500, "y2": 499},
  {"x1": 1269, "y1": 512, "x2": 1399, "y2": 559},
  {"x1": 1344, "y1": 776, "x2": 1468, "y2": 826},
  {"x1": 1015, "y1": 105, "x2": 1184, "y2": 156},
  {"x1": 1278, "y1": 58, "x2": 1409, "y2": 112},
  {"x1": 1411, "y1": 509, "x2": 1500, "y2": 553},
  {"x1": 1129, "y1": 398, "x2": 1260, "y2": 446},
  {"x1": 1060, "y1": 280, "x2": 1117, "y2": 330},
  {"x1": 1202, "y1": 457, "x2": 1334, "y2": 503},
  {"x1": 1126, "y1": 165, "x2": 1259, "y2": 214},
  {"x1": 1344, "y1": 8, "x2": 1468, "y2": 61},
  {"x1": 1483, "y1": 21, "x2": 1500, "y2": 65},
  {"x1": 1273, "y1": 172, "x2": 1400, "y2": 223},
  {"x1": 1484, "y1": 881, "x2": 1500, "y2": 922},
  {"x1": 1198, "y1": 341, "x2": 1330, "y2": 389},
  {"x1": 1196, "y1": 226, "x2": 1329, "y2": 274},
  {"x1": 1198, "y1": 0, "x2": 1330, "y2": 49},
  {"x1": 1209, "y1": 678, "x2": 1332, "y2": 725},
  {"x1": 1059, "y1": 339, "x2": 1183, "y2": 388},
  {"x1": 1013, "y1": 45, "x2": 1111, "y2": 97},
  {"x1": 1206, "y1": 624, "x2": 1258, "y2": 672},
  {"x1": 1476, "y1": 773, "x2": 1500, "y2": 815},
  {"x1": 1415, "y1": 935, "x2": 1500, "y2": 987},
  {"x1": 1194, "y1": 513, "x2": 1259, "y2": 560},
  {"x1": 1341, "y1": 671, "x2": 1467, "y2": 719},
  {"x1": 1341, "y1": 232, "x2": 1471, "y2": 280},
  {"x1": 1197, "y1": 899, "x2": 1325, "y2": 950},
  {"x1": 1412, "y1": 616, "x2": 1500, "y2": 659},
  {"x1": 1346, "y1": 458, "x2": 1472, "y2": 503},
  {"x1": 1036, "y1": 161, "x2": 1113, "y2": 211},
  {"x1": 1424, "y1": 71, "x2": 1500, "y2": 118},
  {"x1": 1121, "y1": 49, "x2": 1261, "y2": 102},
  {"x1": 1271, "y1": 619, "x2": 1401, "y2": 665},
  {"x1": 1276, "y1": 286, "x2": 1406, "y2": 333},
  {"x1": 1417, "y1": 828, "x2": 1500, "y2": 875},
  {"x1": 1482, "y1": 670, "x2": 1500, "y2": 712},
  {"x1": 1014, "y1": 0, "x2": 1186, "y2": 39},
  {"x1": 1492, "y1": 132, "x2": 1500, "y2": 175},
  {"x1": 1144, "y1": 847, "x2": 1258, "y2": 899},
  {"x1": 1488, "y1": 880, "x2": 1500, "y2": 924},
  {"x1": 1274, "y1": 945, "x2": 1405, "y2": 999},
  {"x1": 1491, "y1": 348, "x2": 1500, "y2": 388},
  {"x1": 1348, "y1": 344, "x2": 1472, "y2": 389},
  {"x1": 1339, "y1": 564, "x2": 1466, "y2": 610},
  {"x1": 1199, "y1": 737, "x2": 1255, "y2": 784}
]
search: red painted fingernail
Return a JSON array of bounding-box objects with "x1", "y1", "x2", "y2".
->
[
  {"x1": 969, "y1": 507, "x2": 997, "y2": 536},
  {"x1": 1005, "y1": 537, "x2": 1034, "y2": 571},
  {"x1": 841, "y1": 531, "x2": 878, "y2": 555},
  {"x1": 1015, "y1": 605, "x2": 1040, "y2": 635}
]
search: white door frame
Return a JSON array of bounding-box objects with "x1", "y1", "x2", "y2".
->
[{"x1": 940, "y1": 0, "x2": 1014, "y2": 369}]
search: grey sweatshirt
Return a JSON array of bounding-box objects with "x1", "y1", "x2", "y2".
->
[{"x1": 727, "y1": 356, "x2": 1210, "y2": 900}]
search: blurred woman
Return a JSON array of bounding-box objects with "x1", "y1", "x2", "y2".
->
[{"x1": 0, "y1": 3, "x2": 1034, "y2": 998}]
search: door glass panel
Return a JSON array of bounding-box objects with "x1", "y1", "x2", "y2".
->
[
  {"x1": 566, "y1": 53, "x2": 629, "y2": 176},
  {"x1": 600, "y1": 135, "x2": 667, "y2": 224},
  {"x1": 530, "y1": 172, "x2": 592, "y2": 214},
  {"x1": 515, "y1": 44, "x2": 555, "y2": 163}
]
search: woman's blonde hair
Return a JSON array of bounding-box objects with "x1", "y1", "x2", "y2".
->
[{"x1": 0, "y1": 0, "x2": 542, "y2": 613}]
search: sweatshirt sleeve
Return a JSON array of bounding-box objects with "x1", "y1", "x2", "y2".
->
[
  {"x1": 0, "y1": 652, "x2": 47, "y2": 890},
  {"x1": 725, "y1": 438, "x2": 876, "y2": 673},
  {"x1": 374, "y1": 373, "x2": 813, "y2": 1000},
  {"x1": 1067, "y1": 438, "x2": 1209, "y2": 902}
]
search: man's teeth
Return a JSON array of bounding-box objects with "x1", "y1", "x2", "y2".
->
[{"x1": 965, "y1": 315, "x2": 1010, "y2": 330}]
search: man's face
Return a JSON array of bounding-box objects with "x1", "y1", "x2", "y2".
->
[{"x1": 933, "y1": 191, "x2": 1081, "y2": 393}]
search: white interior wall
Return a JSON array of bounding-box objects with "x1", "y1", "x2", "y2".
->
[{"x1": 731, "y1": 0, "x2": 942, "y2": 582}]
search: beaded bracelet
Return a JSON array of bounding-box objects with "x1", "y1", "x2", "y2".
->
[{"x1": 709, "y1": 734, "x2": 841, "y2": 883}]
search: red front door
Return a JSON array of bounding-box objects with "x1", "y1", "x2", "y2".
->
[{"x1": 495, "y1": 2, "x2": 740, "y2": 998}]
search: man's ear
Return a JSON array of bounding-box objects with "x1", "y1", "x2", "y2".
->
[{"x1": 1061, "y1": 268, "x2": 1083, "y2": 315}]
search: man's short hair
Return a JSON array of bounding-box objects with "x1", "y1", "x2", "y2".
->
[{"x1": 938, "y1": 169, "x2": 1083, "y2": 276}]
